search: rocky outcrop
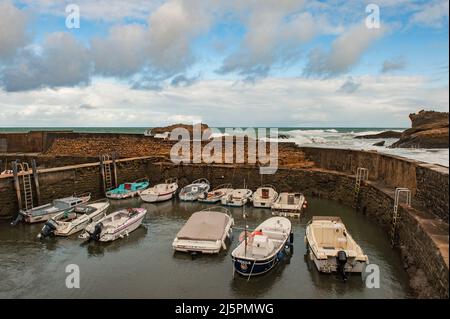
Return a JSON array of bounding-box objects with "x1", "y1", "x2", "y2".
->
[
  {"x1": 149, "y1": 123, "x2": 210, "y2": 137},
  {"x1": 391, "y1": 110, "x2": 449, "y2": 149},
  {"x1": 355, "y1": 130, "x2": 402, "y2": 139},
  {"x1": 373, "y1": 141, "x2": 385, "y2": 146}
]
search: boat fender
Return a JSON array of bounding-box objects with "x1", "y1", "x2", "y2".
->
[
  {"x1": 277, "y1": 251, "x2": 284, "y2": 261},
  {"x1": 289, "y1": 232, "x2": 294, "y2": 244}
]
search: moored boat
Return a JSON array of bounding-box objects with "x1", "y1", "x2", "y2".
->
[
  {"x1": 79, "y1": 208, "x2": 147, "y2": 242},
  {"x1": 172, "y1": 207, "x2": 234, "y2": 254},
  {"x1": 305, "y1": 216, "x2": 368, "y2": 279},
  {"x1": 252, "y1": 185, "x2": 278, "y2": 208},
  {"x1": 198, "y1": 183, "x2": 233, "y2": 203},
  {"x1": 271, "y1": 192, "x2": 307, "y2": 217},
  {"x1": 15, "y1": 193, "x2": 91, "y2": 224},
  {"x1": 38, "y1": 201, "x2": 110, "y2": 238},
  {"x1": 106, "y1": 179, "x2": 149, "y2": 199},
  {"x1": 232, "y1": 217, "x2": 292, "y2": 277},
  {"x1": 179, "y1": 178, "x2": 210, "y2": 201},
  {"x1": 221, "y1": 188, "x2": 253, "y2": 207},
  {"x1": 140, "y1": 178, "x2": 178, "y2": 203}
]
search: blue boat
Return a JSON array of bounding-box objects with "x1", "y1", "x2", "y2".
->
[
  {"x1": 106, "y1": 179, "x2": 149, "y2": 199},
  {"x1": 232, "y1": 217, "x2": 292, "y2": 277}
]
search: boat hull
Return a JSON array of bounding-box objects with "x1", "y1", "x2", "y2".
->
[
  {"x1": 232, "y1": 241, "x2": 289, "y2": 276},
  {"x1": 106, "y1": 190, "x2": 142, "y2": 200},
  {"x1": 140, "y1": 191, "x2": 175, "y2": 203},
  {"x1": 23, "y1": 211, "x2": 65, "y2": 224},
  {"x1": 252, "y1": 200, "x2": 274, "y2": 208},
  {"x1": 99, "y1": 214, "x2": 145, "y2": 242},
  {"x1": 55, "y1": 206, "x2": 109, "y2": 237},
  {"x1": 309, "y1": 252, "x2": 367, "y2": 273}
]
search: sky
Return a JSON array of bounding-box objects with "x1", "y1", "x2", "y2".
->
[{"x1": 0, "y1": 0, "x2": 448, "y2": 127}]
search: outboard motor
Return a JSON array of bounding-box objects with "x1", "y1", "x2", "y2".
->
[
  {"x1": 90, "y1": 223, "x2": 103, "y2": 241},
  {"x1": 38, "y1": 220, "x2": 57, "y2": 239},
  {"x1": 336, "y1": 250, "x2": 348, "y2": 281},
  {"x1": 11, "y1": 212, "x2": 24, "y2": 226}
]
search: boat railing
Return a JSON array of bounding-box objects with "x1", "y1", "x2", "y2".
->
[
  {"x1": 134, "y1": 178, "x2": 150, "y2": 184},
  {"x1": 213, "y1": 183, "x2": 233, "y2": 191},
  {"x1": 200, "y1": 206, "x2": 232, "y2": 216},
  {"x1": 192, "y1": 178, "x2": 210, "y2": 185}
]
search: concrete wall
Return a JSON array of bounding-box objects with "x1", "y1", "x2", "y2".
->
[{"x1": 300, "y1": 147, "x2": 449, "y2": 222}]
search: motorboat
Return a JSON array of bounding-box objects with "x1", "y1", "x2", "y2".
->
[
  {"x1": 106, "y1": 179, "x2": 149, "y2": 199},
  {"x1": 252, "y1": 185, "x2": 278, "y2": 208},
  {"x1": 232, "y1": 217, "x2": 292, "y2": 277},
  {"x1": 79, "y1": 208, "x2": 147, "y2": 242},
  {"x1": 198, "y1": 183, "x2": 233, "y2": 203},
  {"x1": 15, "y1": 193, "x2": 91, "y2": 224},
  {"x1": 271, "y1": 192, "x2": 307, "y2": 217},
  {"x1": 179, "y1": 178, "x2": 210, "y2": 201},
  {"x1": 38, "y1": 201, "x2": 110, "y2": 238},
  {"x1": 305, "y1": 216, "x2": 368, "y2": 279},
  {"x1": 140, "y1": 178, "x2": 178, "y2": 203},
  {"x1": 172, "y1": 207, "x2": 234, "y2": 254},
  {"x1": 221, "y1": 188, "x2": 253, "y2": 207}
]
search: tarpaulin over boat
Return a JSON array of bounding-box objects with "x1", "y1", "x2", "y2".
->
[{"x1": 176, "y1": 211, "x2": 230, "y2": 241}]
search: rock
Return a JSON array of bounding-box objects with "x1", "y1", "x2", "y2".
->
[
  {"x1": 391, "y1": 110, "x2": 449, "y2": 149},
  {"x1": 373, "y1": 141, "x2": 385, "y2": 146},
  {"x1": 148, "y1": 123, "x2": 210, "y2": 137},
  {"x1": 355, "y1": 130, "x2": 402, "y2": 139},
  {"x1": 278, "y1": 133, "x2": 291, "y2": 139}
]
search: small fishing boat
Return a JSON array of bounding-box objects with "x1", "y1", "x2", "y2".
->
[
  {"x1": 305, "y1": 216, "x2": 368, "y2": 279},
  {"x1": 232, "y1": 217, "x2": 292, "y2": 277},
  {"x1": 172, "y1": 207, "x2": 234, "y2": 254},
  {"x1": 198, "y1": 183, "x2": 233, "y2": 203},
  {"x1": 15, "y1": 193, "x2": 91, "y2": 224},
  {"x1": 38, "y1": 201, "x2": 110, "y2": 238},
  {"x1": 221, "y1": 188, "x2": 253, "y2": 207},
  {"x1": 179, "y1": 178, "x2": 210, "y2": 201},
  {"x1": 79, "y1": 208, "x2": 147, "y2": 242},
  {"x1": 140, "y1": 178, "x2": 178, "y2": 203},
  {"x1": 252, "y1": 185, "x2": 278, "y2": 208},
  {"x1": 271, "y1": 192, "x2": 307, "y2": 217},
  {"x1": 106, "y1": 179, "x2": 149, "y2": 199}
]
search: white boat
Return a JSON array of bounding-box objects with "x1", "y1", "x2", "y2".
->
[
  {"x1": 172, "y1": 207, "x2": 234, "y2": 254},
  {"x1": 305, "y1": 216, "x2": 368, "y2": 279},
  {"x1": 140, "y1": 178, "x2": 178, "y2": 203},
  {"x1": 15, "y1": 193, "x2": 91, "y2": 224},
  {"x1": 232, "y1": 217, "x2": 292, "y2": 277},
  {"x1": 221, "y1": 188, "x2": 253, "y2": 207},
  {"x1": 271, "y1": 192, "x2": 307, "y2": 217},
  {"x1": 79, "y1": 208, "x2": 147, "y2": 242},
  {"x1": 252, "y1": 185, "x2": 279, "y2": 208},
  {"x1": 179, "y1": 178, "x2": 210, "y2": 201},
  {"x1": 198, "y1": 183, "x2": 233, "y2": 203},
  {"x1": 38, "y1": 201, "x2": 110, "y2": 238}
]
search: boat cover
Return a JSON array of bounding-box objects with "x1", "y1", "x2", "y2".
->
[{"x1": 176, "y1": 211, "x2": 230, "y2": 241}]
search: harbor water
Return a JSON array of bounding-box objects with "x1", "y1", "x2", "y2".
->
[{"x1": 0, "y1": 197, "x2": 412, "y2": 298}]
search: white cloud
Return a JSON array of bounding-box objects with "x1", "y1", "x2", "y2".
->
[
  {"x1": 0, "y1": 75, "x2": 447, "y2": 127},
  {"x1": 0, "y1": 0, "x2": 28, "y2": 59},
  {"x1": 304, "y1": 23, "x2": 386, "y2": 77},
  {"x1": 410, "y1": 0, "x2": 449, "y2": 28}
]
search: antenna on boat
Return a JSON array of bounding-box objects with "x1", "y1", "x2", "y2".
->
[{"x1": 243, "y1": 204, "x2": 248, "y2": 257}]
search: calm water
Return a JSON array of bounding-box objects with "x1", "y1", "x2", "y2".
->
[{"x1": 0, "y1": 197, "x2": 412, "y2": 299}]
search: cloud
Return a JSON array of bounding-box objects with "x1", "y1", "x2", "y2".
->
[
  {"x1": 217, "y1": 1, "x2": 336, "y2": 79},
  {"x1": 381, "y1": 56, "x2": 407, "y2": 73},
  {"x1": 171, "y1": 74, "x2": 200, "y2": 87},
  {"x1": 0, "y1": 0, "x2": 28, "y2": 60},
  {"x1": 1, "y1": 32, "x2": 91, "y2": 92},
  {"x1": 304, "y1": 23, "x2": 385, "y2": 77},
  {"x1": 410, "y1": 0, "x2": 449, "y2": 28},
  {"x1": 338, "y1": 77, "x2": 361, "y2": 93},
  {"x1": 79, "y1": 104, "x2": 96, "y2": 110},
  {"x1": 91, "y1": 24, "x2": 147, "y2": 77},
  {"x1": 0, "y1": 75, "x2": 447, "y2": 127}
]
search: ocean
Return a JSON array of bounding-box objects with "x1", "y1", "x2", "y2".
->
[{"x1": 0, "y1": 127, "x2": 448, "y2": 167}]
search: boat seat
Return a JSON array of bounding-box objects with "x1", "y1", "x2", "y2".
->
[
  {"x1": 336, "y1": 237, "x2": 347, "y2": 249},
  {"x1": 261, "y1": 230, "x2": 285, "y2": 241}
]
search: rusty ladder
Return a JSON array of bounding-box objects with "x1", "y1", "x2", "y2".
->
[
  {"x1": 18, "y1": 162, "x2": 34, "y2": 211},
  {"x1": 390, "y1": 187, "x2": 411, "y2": 247}
]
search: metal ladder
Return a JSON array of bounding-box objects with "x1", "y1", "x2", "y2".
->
[
  {"x1": 353, "y1": 167, "x2": 369, "y2": 208},
  {"x1": 18, "y1": 162, "x2": 34, "y2": 211},
  {"x1": 390, "y1": 188, "x2": 411, "y2": 247},
  {"x1": 102, "y1": 155, "x2": 113, "y2": 191}
]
